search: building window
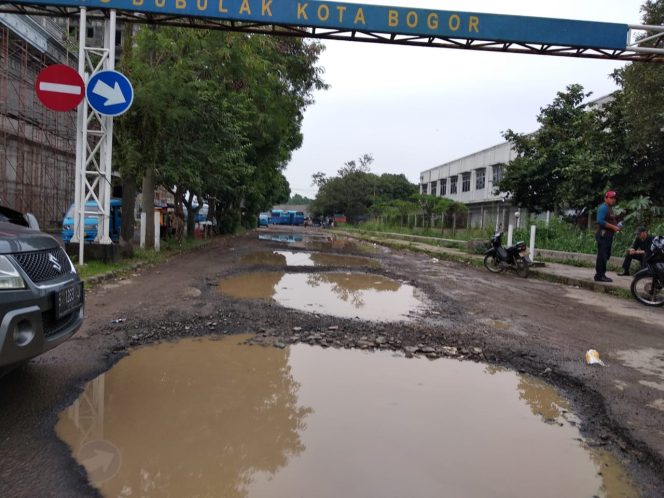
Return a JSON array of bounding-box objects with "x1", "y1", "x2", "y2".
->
[
  {"x1": 440, "y1": 178, "x2": 446, "y2": 196},
  {"x1": 462, "y1": 172, "x2": 471, "y2": 192},
  {"x1": 450, "y1": 176, "x2": 457, "y2": 195},
  {"x1": 430, "y1": 181, "x2": 437, "y2": 196},
  {"x1": 421, "y1": 183, "x2": 428, "y2": 194},
  {"x1": 492, "y1": 164, "x2": 503, "y2": 184},
  {"x1": 475, "y1": 168, "x2": 486, "y2": 190}
]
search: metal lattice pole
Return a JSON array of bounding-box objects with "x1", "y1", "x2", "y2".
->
[{"x1": 74, "y1": 8, "x2": 116, "y2": 263}]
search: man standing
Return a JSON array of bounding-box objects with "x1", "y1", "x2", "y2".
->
[
  {"x1": 617, "y1": 226, "x2": 654, "y2": 276},
  {"x1": 594, "y1": 191, "x2": 621, "y2": 283}
]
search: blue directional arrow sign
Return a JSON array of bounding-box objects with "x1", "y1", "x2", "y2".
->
[{"x1": 86, "y1": 70, "x2": 134, "y2": 117}]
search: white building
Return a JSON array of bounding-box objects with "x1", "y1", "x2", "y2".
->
[
  {"x1": 419, "y1": 141, "x2": 522, "y2": 230},
  {"x1": 420, "y1": 93, "x2": 613, "y2": 230}
]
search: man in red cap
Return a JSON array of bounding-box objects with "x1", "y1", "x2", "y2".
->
[{"x1": 594, "y1": 190, "x2": 621, "y2": 282}]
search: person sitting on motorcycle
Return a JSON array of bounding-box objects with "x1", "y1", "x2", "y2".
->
[{"x1": 617, "y1": 226, "x2": 654, "y2": 276}]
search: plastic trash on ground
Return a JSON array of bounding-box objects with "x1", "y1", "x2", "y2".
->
[{"x1": 585, "y1": 349, "x2": 606, "y2": 366}]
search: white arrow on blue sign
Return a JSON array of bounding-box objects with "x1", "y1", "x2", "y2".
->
[{"x1": 86, "y1": 70, "x2": 134, "y2": 117}]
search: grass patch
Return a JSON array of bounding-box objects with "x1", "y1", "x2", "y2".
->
[
  {"x1": 349, "y1": 219, "x2": 652, "y2": 256},
  {"x1": 76, "y1": 261, "x2": 127, "y2": 281},
  {"x1": 74, "y1": 237, "x2": 213, "y2": 282}
]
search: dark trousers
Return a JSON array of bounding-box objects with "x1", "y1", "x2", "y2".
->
[
  {"x1": 595, "y1": 232, "x2": 613, "y2": 278},
  {"x1": 621, "y1": 253, "x2": 645, "y2": 274}
]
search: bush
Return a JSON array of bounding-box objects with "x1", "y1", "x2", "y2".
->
[
  {"x1": 358, "y1": 217, "x2": 664, "y2": 255},
  {"x1": 512, "y1": 218, "x2": 664, "y2": 255}
]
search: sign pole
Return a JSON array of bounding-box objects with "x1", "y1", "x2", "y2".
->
[
  {"x1": 75, "y1": 7, "x2": 86, "y2": 264},
  {"x1": 98, "y1": 10, "x2": 116, "y2": 245}
]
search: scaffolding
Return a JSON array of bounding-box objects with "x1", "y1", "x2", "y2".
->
[{"x1": 0, "y1": 20, "x2": 76, "y2": 230}]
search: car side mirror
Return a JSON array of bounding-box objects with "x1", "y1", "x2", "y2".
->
[{"x1": 25, "y1": 213, "x2": 40, "y2": 231}]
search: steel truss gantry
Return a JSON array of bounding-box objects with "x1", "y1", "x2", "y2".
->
[{"x1": 0, "y1": 4, "x2": 663, "y2": 63}]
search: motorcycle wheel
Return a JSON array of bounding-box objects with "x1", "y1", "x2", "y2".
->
[
  {"x1": 515, "y1": 257, "x2": 529, "y2": 278},
  {"x1": 631, "y1": 273, "x2": 664, "y2": 307},
  {"x1": 483, "y1": 254, "x2": 503, "y2": 273}
]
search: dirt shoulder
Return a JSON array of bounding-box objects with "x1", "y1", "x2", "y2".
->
[{"x1": 1, "y1": 228, "x2": 663, "y2": 497}]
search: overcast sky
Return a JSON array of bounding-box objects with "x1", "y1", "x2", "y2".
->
[{"x1": 284, "y1": 0, "x2": 646, "y2": 198}]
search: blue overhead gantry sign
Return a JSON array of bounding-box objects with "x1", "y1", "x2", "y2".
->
[
  {"x1": 4, "y1": 0, "x2": 663, "y2": 62},
  {"x1": 6, "y1": 0, "x2": 629, "y2": 50}
]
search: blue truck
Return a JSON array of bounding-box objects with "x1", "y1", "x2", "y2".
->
[
  {"x1": 270, "y1": 209, "x2": 305, "y2": 226},
  {"x1": 61, "y1": 199, "x2": 122, "y2": 243},
  {"x1": 258, "y1": 212, "x2": 271, "y2": 227}
]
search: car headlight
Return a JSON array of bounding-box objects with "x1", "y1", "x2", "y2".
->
[{"x1": 0, "y1": 255, "x2": 26, "y2": 289}]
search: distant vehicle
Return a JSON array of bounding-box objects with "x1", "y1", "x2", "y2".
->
[
  {"x1": 334, "y1": 214, "x2": 347, "y2": 224},
  {"x1": 191, "y1": 202, "x2": 209, "y2": 223},
  {"x1": 270, "y1": 209, "x2": 305, "y2": 226},
  {"x1": 61, "y1": 199, "x2": 122, "y2": 243},
  {"x1": 0, "y1": 206, "x2": 84, "y2": 377},
  {"x1": 258, "y1": 212, "x2": 271, "y2": 227}
]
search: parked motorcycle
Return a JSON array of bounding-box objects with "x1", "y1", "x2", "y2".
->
[
  {"x1": 483, "y1": 231, "x2": 532, "y2": 278},
  {"x1": 630, "y1": 236, "x2": 664, "y2": 307}
]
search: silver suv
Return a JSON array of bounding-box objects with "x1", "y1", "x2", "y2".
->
[{"x1": 0, "y1": 206, "x2": 84, "y2": 376}]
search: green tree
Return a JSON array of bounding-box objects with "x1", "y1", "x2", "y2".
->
[
  {"x1": 413, "y1": 194, "x2": 439, "y2": 227},
  {"x1": 312, "y1": 170, "x2": 377, "y2": 221},
  {"x1": 287, "y1": 194, "x2": 313, "y2": 205},
  {"x1": 390, "y1": 199, "x2": 418, "y2": 227},
  {"x1": 310, "y1": 155, "x2": 418, "y2": 223},
  {"x1": 115, "y1": 27, "x2": 326, "y2": 238},
  {"x1": 609, "y1": 1, "x2": 664, "y2": 205},
  {"x1": 499, "y1": 84, "x2": 619, "y2": 213},
  {"x1": 337, "y1": 153, "x2": 373, "y2": 176},
  {"x1": 375, "y1": 173, "x2": 418, "y2": 202},
  {"x1": 311, "y1": 155, "x2": 378, "y2": 221}
]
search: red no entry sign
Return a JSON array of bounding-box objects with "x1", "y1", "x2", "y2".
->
[{"x1": 35, "y1": 64, "x2": 85, "y2": 112}]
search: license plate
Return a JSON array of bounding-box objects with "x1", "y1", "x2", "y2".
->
[{"x1": 55, "y1": 281, "x2": 83, "y2": 319}]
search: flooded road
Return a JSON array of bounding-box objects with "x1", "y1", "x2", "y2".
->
[
  {"x1": 4, "y1": 229, "x2": 664, "y2": 498},
  {"x1": 218, "y1": 271, "x2": 426, "y2": 321},
  {"x1": 57, "y1": 336, "x2": 636, "y2": 498}
]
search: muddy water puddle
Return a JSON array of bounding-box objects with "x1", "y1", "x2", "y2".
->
[
  {"x1": 218, "y1": 271, "x2": 423, "y2": 321},
  {"x1": 258, "y1": 231, "x2": 376, "y2": 253},
  {"x1": 242, "y1": 250, "x2": 379, "y2": 268},
  {"x1": 57, "y1": 336, "x2": 636, "y2": 498},
  {"x1": 258, "y1": 232, "x2": 304, "y2": 244}
]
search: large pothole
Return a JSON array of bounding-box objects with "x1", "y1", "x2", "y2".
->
[
  {"x1": 218, "y1": 271, "x2": 426, "y2": 321},
  {"x1": 57, "y1": 335, "x2": 637, "y2": 498}
]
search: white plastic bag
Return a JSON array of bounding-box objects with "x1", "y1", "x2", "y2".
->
[{"x1": 585, "y1": 349, "x2": 606, "y2": 366}]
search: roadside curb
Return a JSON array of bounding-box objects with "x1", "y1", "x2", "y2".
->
[
  {"x1": 527, "y1": 268, "x2": 630, "y2": 298},
  {"x1": 340, "y1": 231, "x2": 632, "y2": 299}
]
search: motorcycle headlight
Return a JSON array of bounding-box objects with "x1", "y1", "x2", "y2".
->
[{"x1": 0, "y1": 255, "x2": 26, "y2": 289}]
